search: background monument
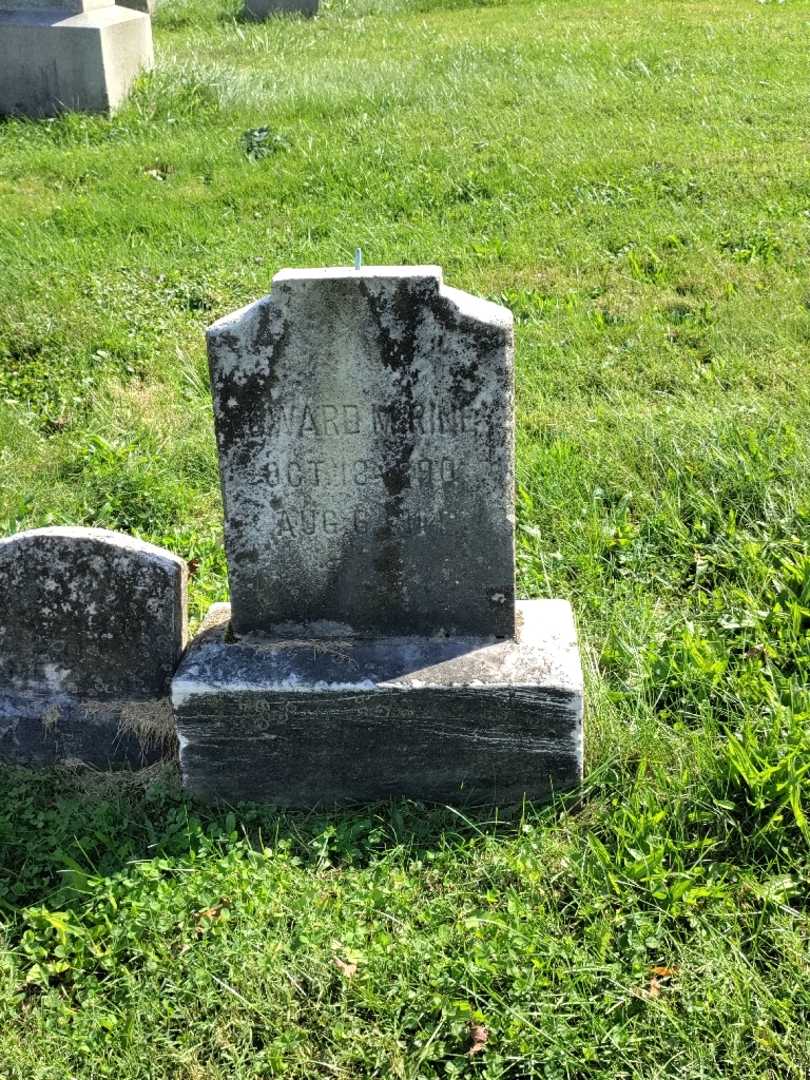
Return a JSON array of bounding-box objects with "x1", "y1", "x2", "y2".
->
[{"x1": 243, "y1": 0, "x2": 317, "y2": 20}]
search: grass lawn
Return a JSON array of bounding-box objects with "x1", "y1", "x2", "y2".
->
[{"x1": 1, "y1": 0, "x2": 809, "y2": 1074}]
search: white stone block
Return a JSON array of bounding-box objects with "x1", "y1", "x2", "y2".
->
[{"x1": 0, "y1": 0, "x2": 153, "y2": 118}]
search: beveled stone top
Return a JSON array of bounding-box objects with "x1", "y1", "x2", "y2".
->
[{"x1": 208, "y1": 265, "x2": 516, "y2": 640}]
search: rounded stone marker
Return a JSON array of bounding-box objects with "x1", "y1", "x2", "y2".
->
[{"x1": 0, "y1": 527, "x2": 187, "y2": 767}]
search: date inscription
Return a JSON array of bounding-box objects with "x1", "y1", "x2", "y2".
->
[
  {"x1": 263, "y1": 456, "x2": 458, "y2": 490},
  {"x1": 273, "y1": 505, "x2": 447, "y2": 538}
]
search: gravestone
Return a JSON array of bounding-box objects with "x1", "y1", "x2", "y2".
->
[
  {"x1": 0, "y1": 0, "x2": 152, "y2": 118},
  {"x1": 173, "y1": 266, "x2": 583, "y2": 806},
  {"x1": 212, "y1": 266, "x2": 515, "y2": 640},
  {"x1": 0, "y1": 527, "x2": 187, "y2": 767}
]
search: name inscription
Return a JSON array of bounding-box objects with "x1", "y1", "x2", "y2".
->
[
  {"x1": 261, "y1": 400, "x2": 481, "y2": 439},
  {"x1": 251, "y1": 395, "x2": 484, "y2": 543}
]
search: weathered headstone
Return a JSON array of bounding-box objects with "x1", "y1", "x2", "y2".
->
[
  {"x1": 211, "y1": 266, "x2": 515, "y2": 640},
  {"x1": 0, "y1": 0, "x2": 152, "y2": 118},
  {"x1": 173, "y1": 266, "x2": 583, "y2": 806},
  {"x1": 0, "y1": 527, "x2": 187, "y2": 767}
]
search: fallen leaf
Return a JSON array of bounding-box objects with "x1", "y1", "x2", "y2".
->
[
  {"x1": 467, "y1": 1023, "x2": 488, "y2": 1056},
  {"x1": 193, "y1": 897, "x2": 230, "y2": 935},
  {"x1": 333, "y1": 957, "x2": 357, "y2": 979},
  {"x1": 639, "y1": 964, "x2": 679, "y2": 1000}
]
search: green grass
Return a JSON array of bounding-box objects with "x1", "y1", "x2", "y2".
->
[{"x1": 1, "y1": 0, "x2": 809, "y2": 1074}]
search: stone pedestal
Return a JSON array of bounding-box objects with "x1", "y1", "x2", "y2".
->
[
  {"x1": 173, "y1": 600, "x2": 583, "y2": 807},
  {"x1": 174, "y1": 266, "x2": 584, "y2": 807},
  {"x1": 0, "y1": 0, "x2": 152, "y2": 118}
]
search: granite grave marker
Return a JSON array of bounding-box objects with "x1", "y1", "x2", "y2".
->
[
  {"x1": 0, "y1": 527, "x2": 187, "y2": 767},
  {"x1": 173, "y1": 266, "x2": 584, "y2": 806}
]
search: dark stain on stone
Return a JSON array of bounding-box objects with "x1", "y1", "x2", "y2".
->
[
  {"x1": 207, "y1": 300, "x2": 289, "y2": 462},
  {"x1": 360, "y1": 278, "x2": 429, "y2": 610},
  {"x1": 252, "y1": 298, "x2": 287, "y2": 366}
]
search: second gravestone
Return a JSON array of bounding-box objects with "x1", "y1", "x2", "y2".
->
[
  {"x1": 173, "y1": 266, "x2": 583, "y2": 806},
  {"x1": 0, "y1": 527, "x2": 186, "y2": 766}
]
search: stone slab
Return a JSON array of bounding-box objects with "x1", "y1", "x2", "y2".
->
[
  {"x1": 0, "y1": 527, "x2": 187, "y2": 767},
  {"x1": 172, "y1": 599, "x2": 583, "y2": 807},
  {"x1": 0, "y1": 4, "x2": 152, "y2": 118},
  {"x1": 243, "y1": 0, "x2": 317, "y2": 16},
  {"x1": 0, "y1": 691, "x2": 170, "y2": 768},
  {"x1": 208, "y1": 266, "x2": 515, "y2": 640}
]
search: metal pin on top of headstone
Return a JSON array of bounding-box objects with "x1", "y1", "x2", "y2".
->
[{"x1": 354, "y1": 247, "x2": 363, "y2": 270}]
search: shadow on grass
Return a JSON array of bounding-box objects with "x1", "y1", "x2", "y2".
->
[{"x1": 0, "y1": 761, "x2": 574, "y2": 914}]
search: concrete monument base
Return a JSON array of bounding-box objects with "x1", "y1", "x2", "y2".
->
[
  {"x1": 172, "y1": 599, "x2": 584, "y2": 807},
  {"x1": 0, "y1": 5, "x2": 153, "y2": 118}
]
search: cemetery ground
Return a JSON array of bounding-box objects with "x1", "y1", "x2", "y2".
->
[{"x1": 0, "y1": 0, "x2": 808, "y2": 1074}]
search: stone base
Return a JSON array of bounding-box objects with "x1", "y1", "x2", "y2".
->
[
  {"x1": 172, "y1": 599, "x2": 584, "y2": 807},
  {"x1": 0, "y1": 5, "x2": 153, "y2": 118},
  {"x1": 243, "y1": 0, "x2": 317, "y2": 18},
  {"x1": 0, "y1": 691, "x2": 173, "y2": 768}
]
